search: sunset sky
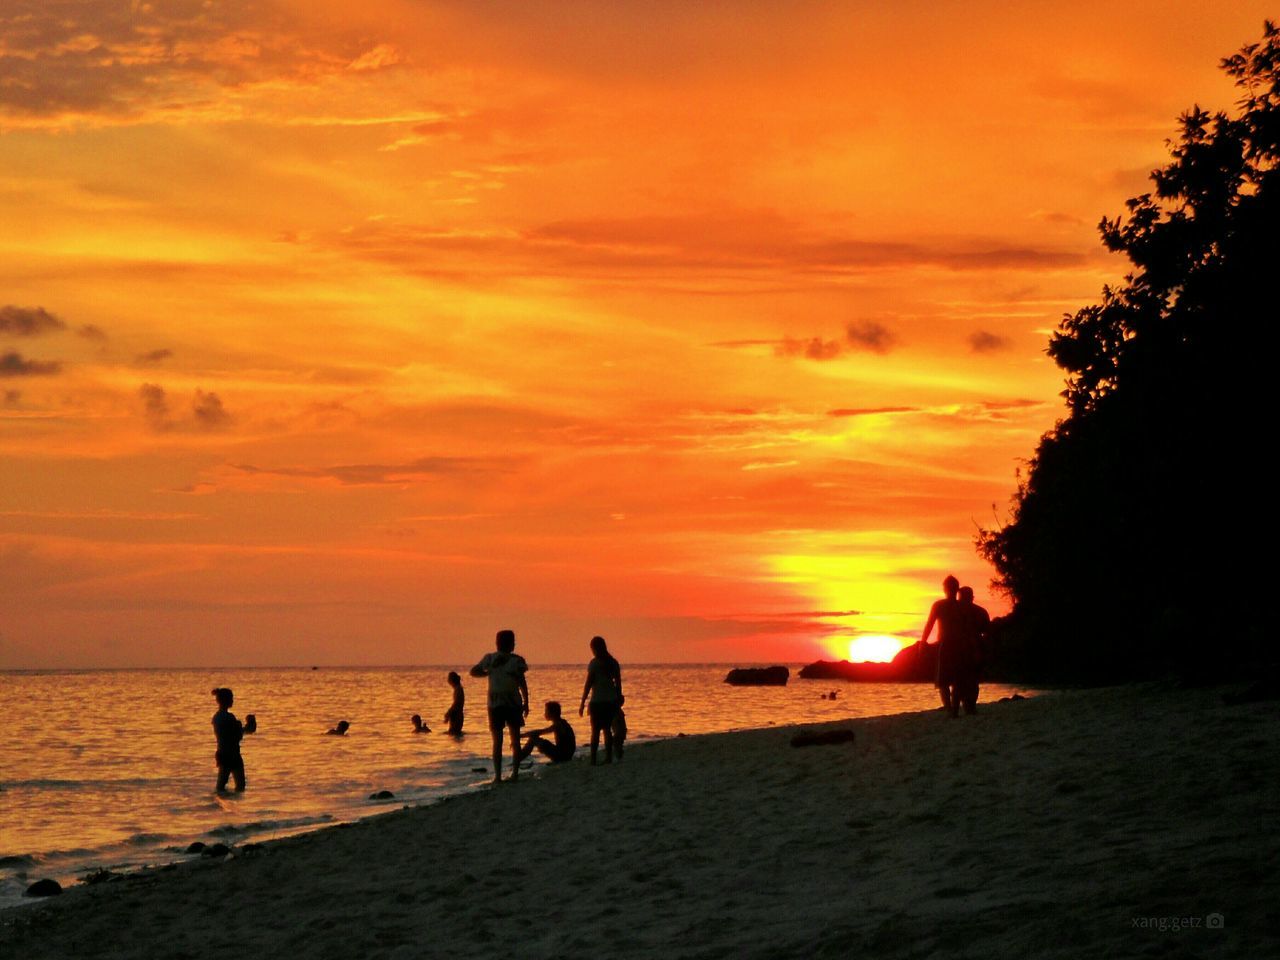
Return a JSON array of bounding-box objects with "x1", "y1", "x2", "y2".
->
[{"x1": 0, "y1": 1, "x2": 1270, "y2": 668}]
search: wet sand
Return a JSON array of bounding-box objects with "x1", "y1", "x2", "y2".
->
[{"x1": 2, "y1": 683, "x2": 1275, "y2": 959}]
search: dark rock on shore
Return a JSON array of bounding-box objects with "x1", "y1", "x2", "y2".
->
[
  {"x1": 201, "y1": 843, "x2": 231, "y2": 858},
  {"x1": 186, "y1": 841, "x2": 206, "y2": 854},
  {"x1": 800, "y1": 642, "x2": 935, "y2": 683},
  {"x1": 791, "y1": 729, "x2": 856, "y2": 748},
  {"x1": 724, "y1": 666, "x2": 790, "y2": 686},
  {"x1": 369, "y1": 790, "x2": 395, "y2": 800},
  {"x1": 79, "y1": 868, "x2": 122, "y2": 885},
  {"x1": 25, "y1": 879, "x2": 62, "y2": 897}
]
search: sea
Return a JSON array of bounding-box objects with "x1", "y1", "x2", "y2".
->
[{"x1": 0, "y1": 665, "x2": 1031, "y2": 907}]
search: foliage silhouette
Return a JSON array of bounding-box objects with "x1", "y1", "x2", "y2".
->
[{"x1": 978, "y1": 22, "x2": 1278, "y2": 682}]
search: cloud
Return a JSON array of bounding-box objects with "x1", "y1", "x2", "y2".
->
[
  {"x1": 139, "y1": 383, "x2": 170, "y2": 430},
  {"x1": 137, "y1": 349, "x2": 174, "y2": 364},
  {"x1": 192, "y1": 391, "x2": 231, "y2": 431},
  {"x1": 77, "y1": 324, "x2": 108, "y2": 341},
  {"x1": 232, "y1": 456, "x2": 517, "y2": 486},
  {"x1": 968, "y1": 330, "x2": 1011, "y2": 353},
  {"x1": 712, "y1": 336, "x2": 844, "y2": 361},
  {"x1": 845, "y1": 320, "x2": 895, "y2": 353},
  {"x1": 3, "y1": 389, "x2": 20, "y2": 406},
  {"x1": 0, "y1": 352, "x2": 62, "y2": 377},
  {"x1": 327, "y1": 212, "x2": 1088, "y2": 283},
  {"x1": 774, "y1": 337, "x2": 843, "y2": 361},
  {"x1": 0, "y1": 1, "x2": 404, "y2": 129},
  {"x1": 0, "y1": 305, "x2": 65, "y2": 336},
  {"x1": 827, "y1": 406, "x2": 918, "y2": 418},
  {"x1": 139, "y1": 383, "x2": 233, "y2": 432}
]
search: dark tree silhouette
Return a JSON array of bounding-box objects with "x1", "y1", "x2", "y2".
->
[{"x1": 979, "y1": 22, "x2": 1279, "y2": 682}]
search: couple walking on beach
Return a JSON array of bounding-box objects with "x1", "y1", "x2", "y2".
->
[
  {"x1": 919, "y1": 576, "x2": 990, "y2": 718},
  {"x1": 470, "y1": 630, "x2": 624, "y2": 783}
]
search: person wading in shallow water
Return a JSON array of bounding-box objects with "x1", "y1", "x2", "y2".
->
[
  {"x1": 471, "y1": 629, "x2": 529, "y2": 783},
  {"x1": 211, "y1": 687, "x2": 254, "y2": 793},
  {"x1": 442, "y1": 670, "x2": 465, "y2": 736},
  {"x1": 919, "y1": 575, "x2": 969, "y2": 718},
  {"x1": 579, "y1": 635, "x2": 623, "y2": 765}
]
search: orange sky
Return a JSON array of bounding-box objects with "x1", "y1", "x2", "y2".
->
[{"x1": 0, "y1": 1, "x2": 1270, "y2": 667}]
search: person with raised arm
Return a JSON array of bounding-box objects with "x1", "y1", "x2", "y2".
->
[{"x1": 470, "y1": 629, "x2": 529, "y2": 783}]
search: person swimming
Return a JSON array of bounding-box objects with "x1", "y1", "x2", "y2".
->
[
  {"x1": 327, "y1": 720, "x2": 350, "y2": 736},
  {"x1": 411, "y1": 714, "x2": 430, "y2": 733}
]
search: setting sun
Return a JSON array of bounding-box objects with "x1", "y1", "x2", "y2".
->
[{"x1": 847, "y1": 635, "x2": 909, "y2": 663}]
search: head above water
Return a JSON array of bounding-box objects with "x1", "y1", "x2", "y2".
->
[
  {"x1": 958, "y1": 586, "x2": 974, "y2": 602},
  {"x1": 590, "y1": 635, "x2": 608, "y2": 657},
  {"x1": 942, "y1": 575, "x2": 960, "y2": 598},
  {"x1": 544, "y1": 700, "x2": 562, "y2": 719},
  {"x1": 495, "y1": 629, "x2": 516, "y2": 653},
  {"x1": 212, "y1": 687, "x2": 233, "y2": 708}
]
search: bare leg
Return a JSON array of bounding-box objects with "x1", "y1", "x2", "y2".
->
[
  {"x1": 507, "y1": 722, "x2": 521, "y2": 781},
  {"x1": 938, "y1": 683, "x2": 951, "y2": 710},
  {"x1": 491, "y1": 727, "x2": 504, "y2": 783},
  {"x1": 602, "y1": 723, "x2": 614, "y2": 764},
  {"x1": 590, "y1": 716, "x2": 602, "y2": 765},
  {"x1": 216, "y1": 766, "x2": 230, "y2": 793}
]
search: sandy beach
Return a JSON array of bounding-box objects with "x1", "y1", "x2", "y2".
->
[{"x1": 2, "y1": 683, "x2": 1275, "y2": 960}]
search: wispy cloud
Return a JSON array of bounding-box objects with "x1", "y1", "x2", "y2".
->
[{"x1": 231, "y1": 456, "x2": 518, "y2": 486}]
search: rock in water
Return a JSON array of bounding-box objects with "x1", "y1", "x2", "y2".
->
[
  {"x1": 369, "y1": 790, "x2": 395, "y2": 800},
  {"x1": 25, "y1": 879, "x2": 62, "y2": 897},
  {"x1": 186, "y1": 841, "x2": 206, "y2": 854},
  {"x1": 724, "y1": 666, "x2": 790, "y2": 686}
]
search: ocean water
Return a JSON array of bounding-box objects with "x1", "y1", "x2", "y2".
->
[{"x1": 0, "y1": 665, "x2": 1030, "y2": 907}]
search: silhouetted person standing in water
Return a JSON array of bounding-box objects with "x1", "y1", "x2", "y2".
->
[
  {"x1": 471, "y1": 630, "x2": 529, "y2": 783},
  {"x1": 443, "y1": 671, "x2": 465, "y2": 736},
  {"x1": 579, "y1": 636, "x2": 623, "y2": 765},
  {"x1": 957, "y1": 586, "x2": 991, "y2": 715},
  {"x1": 920, "y1": 575, "x2": 968, "y2": 717},
  {"x1": 211, "y1": 687, "x2": 253, "y2": 793}
]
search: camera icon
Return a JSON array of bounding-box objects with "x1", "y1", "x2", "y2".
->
[{"x1": 1206, "y1": 913, "x2": 1225, "y2": 930}]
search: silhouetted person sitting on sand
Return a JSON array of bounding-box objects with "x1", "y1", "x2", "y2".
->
[
  {"x1": 211, "y1": 687, "x2": 253, "y2": 793},
  {"x1": 443, "y1": 671, "x2": 465, "y2": 736},
  {"x1": 411, "y1": 714, "x2": 430, "y2": 733},
  {"x1": 471, "y1": 629, "x2": 529, "y2": 783},
  {"x1": 920, "y1": 575, "x2": 970, "y2": 717},
  {"x1": 579, "y1": 635, "x2": 623, "y2": 765},
  {"x1": 956, "y1": 586, "x2": 991, "y2": 715},
  {"x1": 518, "y1": 701, "x2": 577, "y2": 764},
  {"x1": 327, "y1": 720, "x2": 350, "y2": 736}
]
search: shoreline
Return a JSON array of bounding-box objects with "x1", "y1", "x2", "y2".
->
[{"x1": 3, "y1": 683, "x2": 1275, "y2": 959}]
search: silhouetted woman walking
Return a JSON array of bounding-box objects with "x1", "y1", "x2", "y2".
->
[{"x1": 578, "y1": 636, "x2": 623, "y2": 765}]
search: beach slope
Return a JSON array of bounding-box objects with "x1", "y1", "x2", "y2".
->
[{"x1": 3, "y1": 684, "x2": 1275, "y2": 959}]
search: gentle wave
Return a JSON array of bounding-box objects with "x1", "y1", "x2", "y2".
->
[
  {"x1": 1, "y1": 777, "x2": 173, "y2": 791},
  {"x1": 204, "y1": 814, "x2": 336, "y2": 839}
]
